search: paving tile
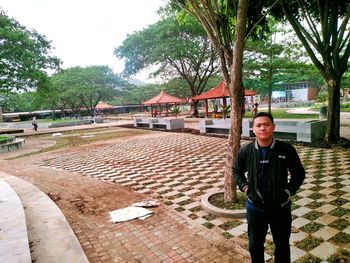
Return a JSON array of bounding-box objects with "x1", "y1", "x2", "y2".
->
[
  {"x1": 310, "y1": 242, "x2": 338, "y2": 260},
  {"x1": 37, "y1": 133, "x2": 350, "y2": 262},
  {"x1": 292, "y1": 217, "x2": 310, "y2": 228},
  {"x1": 295, "y1": 197, "x2": 314, "y2": 206},
  {"x1": 290, "y1": 231, "x2": 308, "y2": 244},
  {"x1": 292, "y1": 207, "x2": 312, "y2": 217},
  {"x1": 290, "y1": 246, "x2": 307, "y2": 262},
  {"x1": 315, "y1": 204, "x2": 337, "y2": 213},
  {"x1": 315, "y1": 214, "x2": 338, "y2": 226},
  {"x1": 228, "y1": 223, "x2": 247, "y2": 237},
  {"x1": 312, "y1": 226, "x2": 339, "y2": 241},
  {"x1": 343, "y1": 226, "x2": 350, "y2": 235}
]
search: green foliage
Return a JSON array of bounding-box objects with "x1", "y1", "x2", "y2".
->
[
  {"x1": 243, "y1": 19, "x2": 324, "y2": 97},
  {"x1": 1, "y1": 91, "x2": 38, "y2": 112},
  {"x1": 221, "y1": 105, "x2": 230, "y2": 119},
  {"x1": 0, "y1": 9, "x2": 60, "y2": 92},
  {"x1": 171, "y1": 105, "x2": 181, "y2": 117},
  {"x1": 115, "y1": 11, "x2": 220, "y2": 105},
  {"x1": 37, "y1": 66, "x2": 122, "y2": 116},
  {"x1": 317, "y1": 92, "x2": 328, "y2": 105}
]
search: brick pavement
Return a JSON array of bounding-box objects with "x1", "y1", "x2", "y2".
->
[{"x1": 36, "y1": 132, "x2": 350, "y2": 262}]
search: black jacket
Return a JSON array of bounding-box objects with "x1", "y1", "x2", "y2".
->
[{"x1": 233, "y1": 138, "x2": 305, "y2": 208}]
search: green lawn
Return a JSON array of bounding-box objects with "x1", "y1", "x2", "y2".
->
[{"x1": 244, "y1": 109, "x2": 319, "y2": 119}]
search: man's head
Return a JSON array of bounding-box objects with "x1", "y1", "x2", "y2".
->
[{"x1": 252, "y1": 112, "x2": 275, "y2": 146}]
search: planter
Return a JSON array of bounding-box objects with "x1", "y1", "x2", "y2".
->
[{"x1": 200, "y1": 190, "x2": 246, "y2": 218}]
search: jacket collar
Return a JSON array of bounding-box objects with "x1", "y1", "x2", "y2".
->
[{"x1": 254, "y1": 137, "x2": 276, "y2": 150}]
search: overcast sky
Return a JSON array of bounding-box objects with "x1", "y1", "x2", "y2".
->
[{"x1": 0, "y1": 0, "x2": 167, "y2": 82}]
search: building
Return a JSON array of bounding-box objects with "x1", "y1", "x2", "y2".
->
[{"x1": 281, "y1": 81, "x2": 318, "y2": 102}]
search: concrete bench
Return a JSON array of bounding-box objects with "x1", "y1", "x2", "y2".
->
[
  {"x1": 201, "y1": 118, "x2": 327, "y2": 142},
  {"x1": 134, "y1": 118, "x2": 184, "y2": 130},
  {"x1": 199, "y1": 119, "x2": 231, "y2": 135},
  {"x1": 134, "y1": 118, "x2": 158, "y2": 128},
  {"x1": 48, "y1": 120, "x2": 91, "y2": 128}
]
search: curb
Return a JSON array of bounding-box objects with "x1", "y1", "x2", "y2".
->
[{"x1": 200, "y1": 190, "x2": 246, "y2": 218}]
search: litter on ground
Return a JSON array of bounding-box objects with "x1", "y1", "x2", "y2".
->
[
  {"x1": 131, "y1": 199, "x2": 160, "y2": 207},
  {"x1": 109, "y1": 206, "x2": 153, "y2": 223}
]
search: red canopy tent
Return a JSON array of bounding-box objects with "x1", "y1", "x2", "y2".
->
[
  {"x1": 95, "y1": 101, "x2": 115, "y2": 114},
  {"x1": 192, "y1": 81, "x2": 257, "y2": 117},
  {"x1": 142, "y1": 91, "x2": 186, "y2": 117},
  {"x1": 96, "y1": 101, "x2": 114, "y2": 110}
]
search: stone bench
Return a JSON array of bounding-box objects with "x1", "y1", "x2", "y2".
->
[
  {"x1": 199, "y1": 119, "x2": 231, "y2": 135},
  {"x1": 134, "y1": 118, "x2": 184, "y2": 130},
  {"x1": 48, "y1": 120, "x2": 91, "y2": 128},
  {"x1": 201, "y1": 118, "x2": 327, "y2": 142},
  {"x1": 134, "y1": 118, "x2": 158, "y2": 128}
]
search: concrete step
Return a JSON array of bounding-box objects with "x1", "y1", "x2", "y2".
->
[
  {"x1": 0, "y1": 178, "x2": 31, "y2": 263},
  {"x1": 0, "y1": 172, "x2": 89, "y2": 263}
]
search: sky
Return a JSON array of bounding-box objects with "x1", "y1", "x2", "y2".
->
[{"x1": 0, "y1": 0, "x2": 167, "y2": 82}]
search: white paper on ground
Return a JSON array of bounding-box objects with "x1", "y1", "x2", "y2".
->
[
  {"x1": 109, "y1": 206, "x2": 153, "y2": 223},
  {"x1": 132, "y1": 199, "x2": 160, "y2": 207}
]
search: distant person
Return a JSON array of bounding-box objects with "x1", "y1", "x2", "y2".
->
[
  {"x1": 233, "y1": 112, "x2": 305, "y2": 263},
  {"x1": 243, "y1": 98, "x2": 247, "y2": 115},
  {"x1": 213, "y1": 104, "x2": 218, "y2": 114},
  {"x1": 252, "y1": 103, "x2": 259, "y2": 118},
  {"x1": 32, "y1": 116, "x2": 38, "y2": 131}
]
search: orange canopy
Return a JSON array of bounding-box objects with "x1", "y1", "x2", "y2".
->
[
  {"x1": 192, "y1": 81, "x2": 257, "y2": 100},
  {"x1": 96, "y1": 101, "x2": 115, "y2": 109},
  {"x1": 143, "y1": 91, "x2": 186, "y2": 105}
]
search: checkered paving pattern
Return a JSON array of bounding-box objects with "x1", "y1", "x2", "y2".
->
[{"x1": 37, "y1": 133, "x2": 350, "y2": 262}]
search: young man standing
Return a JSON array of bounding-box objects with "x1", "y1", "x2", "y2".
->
[{"x1": 233, "y1": 112, "x2": 305, "y2": 263}]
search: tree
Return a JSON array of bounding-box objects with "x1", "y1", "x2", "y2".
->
[
  {"x1": 1, "y1": 92, "x2": 37, "y2": 112},
  {"x1": 277, "y1": 0, "x2": 350, "y2": 142},
  {"x1": 0, "y1": 9, "x2": 60, "y2": 92},
  {"x1": 115, "y1": 14, "x2": 221, "y2": 116},
  {"x1": 176, "y1": 0, "x2": 253, "y2": 201},
  {"x1": 244, "y1": 20, "x2": 315, "y2": 112},
  {"x1": 38, "y1": 66, "x2": 121, "y2": 117}
]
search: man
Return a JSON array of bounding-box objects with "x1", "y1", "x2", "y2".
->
[
  {"x1": 233, "y1": 112, "x2": 305, "y2": 263},
  {"x1": 32, "y1": 116, "x2": 38, "y2": 131}
]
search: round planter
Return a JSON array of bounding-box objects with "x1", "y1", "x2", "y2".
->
[{"x1": 200, "y1": 190, "x2": 246, "y2": 218}]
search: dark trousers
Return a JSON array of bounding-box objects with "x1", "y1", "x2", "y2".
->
[{"x1": 246, "y1": 200, "x2": 291, "y2": 263}]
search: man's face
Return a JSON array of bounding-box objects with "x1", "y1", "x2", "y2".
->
[{"x1": 253, "y1": 116, "x2": 275, "y2": 142}]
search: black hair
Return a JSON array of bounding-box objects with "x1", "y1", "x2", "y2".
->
[{"x1": 253, "y1": 112, "x2": 274, "y2": 124}]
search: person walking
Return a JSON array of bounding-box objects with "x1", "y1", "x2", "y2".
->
[
  {"x1": 32, "y1": 116, "x2": 38, "y2": 131},
  {"x1": 252, "y1": 103, "x2": 259, "y2": 119},
  {"x1": 233, "y1": 112, "x2": 305, "y2": 263}
]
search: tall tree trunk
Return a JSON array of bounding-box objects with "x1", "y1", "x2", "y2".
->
[
  {"x1": 224, "y1": 0, "x2": 249, "y2": 202},
  {"x1": 192, "y1": 100, "x2": 199, "y2": 117},
  {"x1": 326, "y1": 78, "x2": 341, "y2": 141},
  {"x1": 268, "y1": 68, "x2": 272, "y2": 114}
]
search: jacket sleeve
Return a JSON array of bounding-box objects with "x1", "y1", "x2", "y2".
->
[
  {"x1": 232, "y1": 147, "x2": 248, "y2": 192},
  {"x1": 286, "y1": 145, "x2": 305, "y2": 196}
]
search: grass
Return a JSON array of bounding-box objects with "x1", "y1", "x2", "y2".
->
[
  {"x1": 295, "y1": 236, "x2": 323, "y2": 251},
  {"x1": 0, "y1": 135, "x2": 10, "y2": 143},
  {"x1": 10, "y1": 129, "x2": 148, "y2": 159},
  {"x1": 244, "y1": 109, "x2": 319, "y2": 119},
  {"x1": 208, "y1": 192, "x2": 246, "y2": 210}
]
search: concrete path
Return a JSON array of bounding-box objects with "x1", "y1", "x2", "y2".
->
[{"x1": 0, "y1": 172, "x2": 89, "y2": 263}]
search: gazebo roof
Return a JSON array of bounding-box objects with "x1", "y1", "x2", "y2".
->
[
  {"x1": 192, "y1": 81, "x2": 257, "y2": 100},
  {"x1": 96, "y1": 101, "x2": 115, "y2": 109},
  {"x1": 143, "y1": 91, "x2": 186, "y2": 105}
]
